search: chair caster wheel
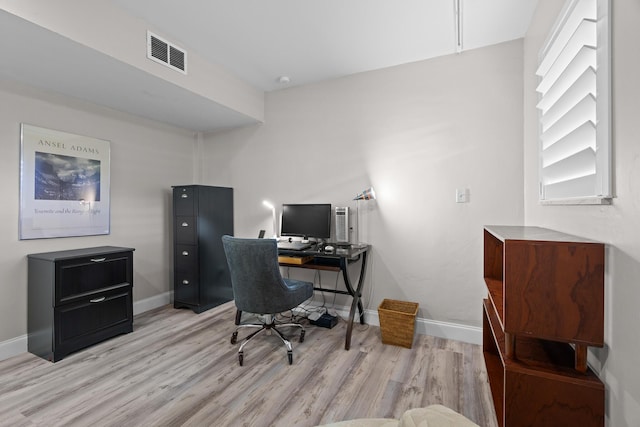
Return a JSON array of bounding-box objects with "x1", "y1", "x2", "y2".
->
[
  {"x1": 239, "y1": 352, "x2": 244, "y2": 366},
  {"x1": 299, "y1": 329, "x2": 305, "y2": 343},
  {"x1": 231, "y1": 332, "x2": 238, "y2": 345},
  {"x1": 287, "y1": 351, "x2": 293, "y2": 365}
]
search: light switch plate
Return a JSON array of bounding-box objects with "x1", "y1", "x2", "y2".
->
[{"x1": 456, "y1": 188, "x2": 470, "y2": 203}]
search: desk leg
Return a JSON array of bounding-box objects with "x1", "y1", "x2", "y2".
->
[{"x1": 342, "y1": 251, "x2": 368, "y2": 350}]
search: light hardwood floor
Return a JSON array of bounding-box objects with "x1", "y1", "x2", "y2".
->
[{"x1": 0, "y1": 302, "x2": 497, "y2": 427}]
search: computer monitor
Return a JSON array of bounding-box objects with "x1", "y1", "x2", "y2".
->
[{"x1": 281, "y1": 204, "x2": 331, "y2": 240}]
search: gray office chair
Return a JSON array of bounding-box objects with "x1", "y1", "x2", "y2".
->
[{"x1": 221, "y1": 235, "x2": 314, "y2": 366}]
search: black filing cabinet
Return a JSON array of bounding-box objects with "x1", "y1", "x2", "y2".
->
[
  {"x1": 173, "y1": 185, "x2": 233, "y2": 313},
  {"x1": 27, "y1": 246, "x2": 134, "y2": 362}
]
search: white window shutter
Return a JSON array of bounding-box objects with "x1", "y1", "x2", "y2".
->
[{"x1": 536, "y1": 0, "x2": 611, "y2": 204}]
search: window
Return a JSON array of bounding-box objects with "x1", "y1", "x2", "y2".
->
[{"x1": 535, "y1": 0, "x2": 611, "y2": 204}]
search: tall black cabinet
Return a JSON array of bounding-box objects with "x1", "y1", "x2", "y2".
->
[{"x1": 173, "y1": 185, "x2": 234, "y2": 313}]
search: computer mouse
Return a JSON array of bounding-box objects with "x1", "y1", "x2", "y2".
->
[{"x1": 324, "y1": 245, "x2": 335, "y2": 251}]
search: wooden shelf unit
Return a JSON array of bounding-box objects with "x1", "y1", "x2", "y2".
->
[{"x1": 482, "y1": 226, "x2": 605, "y2": 427}]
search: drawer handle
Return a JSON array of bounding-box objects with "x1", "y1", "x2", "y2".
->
[
  {"x1": 90, "y1": 257, "x2": 106, "y2": 263},
  {"x1": 181, "y1": 222, "x2": 189, "y2": 227},
  {"x1": 90, "y1": 297, "x2": 106, "y2": 303},
  {"x1": 182, "y1": 251, "x2": 189, "y2": 256},
  {"x1": 182, "y1": 280, "x2": 190, "y2": 285},
  {"x1": 181, "y1": 194, "x2": 188, "y2": 198}
]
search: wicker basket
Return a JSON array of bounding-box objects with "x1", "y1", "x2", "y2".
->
[{"x1": 378, "y1": 299, "x2": 419, "y2": 349}]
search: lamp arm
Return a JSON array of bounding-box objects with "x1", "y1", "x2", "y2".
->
[{"x1": 271, "y1": 208, "x2": 278, "y2": 239}]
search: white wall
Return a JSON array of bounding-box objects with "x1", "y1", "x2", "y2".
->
[
  {"x1": 202, "y1": 40, "x2": 525, "y2": 331},
  {"x1": 0, "y1": 79, "x2": 194, "y2": 348},
  {"x1": 524, "y1": 1, "x2": 640, "y2": 426}
]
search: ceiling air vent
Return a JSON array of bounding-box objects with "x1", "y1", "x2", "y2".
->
[{"x1": 147, "y1": 31, "x2": 187, "y2": 74}]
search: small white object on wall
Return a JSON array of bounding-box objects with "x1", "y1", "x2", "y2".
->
[{"x1": 456, "y1": 188, "x2": 470, "y2": 203}]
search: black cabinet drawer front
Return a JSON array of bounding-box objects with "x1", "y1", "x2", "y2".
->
[
  {"x1": 174, "y1": 246, "x2": 199, "y2": 305},
  {"x1": 174, "y1": 187, "x2": 195, "y2": 216},
  {"x1": 175, "y1": 244, "x2": 198, "y2": 263},
  {"x1": 175, "y1": 245, "x2": 198, "y2": 278},
  {"x1": 174, "y1": 278, "x2": 199, "y2": 305},
  {"x1": 56, "y1": 253, "x2": 132, "y2": 302},
  {"x1": 55, "y1": 287, "x2": 132, "y2": 347},
  {"x1": 175, "y1": 265, "x2": 199, "y2": 290},
  {"x1": 173, "y1": 249, "x2": 200, "y2": 304},
  {"x1": 175, "y1": 216, "x2": 197, "y2": 244}
]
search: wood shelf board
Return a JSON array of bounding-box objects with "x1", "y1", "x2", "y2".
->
[
  {"x1": 485, "y1": 278, "x2": 504, "y2": 327},
  {"x1": 483, "y1": 299, "x2": 506, "y2": 364},
  {"x1": 483, "y1": 229, "x2": 503, "y2": 282},
  {"x1": 484, "y1": 225, "x2": 602, "y2": 244},
  {"x1": 504, "y1": 370, "x2": 604, "y2": 427},
  {"x1": 482, "y1": 350, "x2": 505, "y2": 427},
  {"x1": 482, "y1": 300, "x2": 602, "y2": 387}
]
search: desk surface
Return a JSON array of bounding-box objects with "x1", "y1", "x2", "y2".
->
[
  {"x1": 278, "y1": 243, "x2": 370, "y2": 350},
  {"x1": 278, "y1": 242, "x2": 369, "y2": 261}
]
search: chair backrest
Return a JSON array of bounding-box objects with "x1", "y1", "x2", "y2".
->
[{"x1": 221, "y1": 235, "x2": 297, "y2": 314}]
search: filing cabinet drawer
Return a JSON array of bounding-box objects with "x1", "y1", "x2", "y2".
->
[
  {"x1": 173, "y1": 186, "x2": 195, "y2": 216},
  {"x1": 174, "y1": 273, "x2": 199, "y2": 306},
  {"x1": 175, "y1": 245, "x2": 198, "y2": 275},
  {"x1": 55, "y1": 285, "x2": 133, "y2": 353},
  {"x1": 174, "y1": 244, "x2": 200, "y2": 305},
  {"x1": 56, "y1": 251, "x2": 133, "y2": 304},
  {"x1": 175, "y1": 216, "x2": 197, "y2": 244}
]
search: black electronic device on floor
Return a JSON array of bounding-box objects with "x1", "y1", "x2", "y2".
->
[{"x1": 311, "y1": 313, "x2": 338, "y2": 329}]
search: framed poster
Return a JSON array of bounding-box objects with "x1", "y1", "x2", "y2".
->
[{"x1": 19, "y1": 124, "x2": 111, "y2": 239}]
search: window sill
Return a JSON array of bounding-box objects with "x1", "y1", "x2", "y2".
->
[{"x1": 540, "y1": 197, "x2": 612, "y2": 206}]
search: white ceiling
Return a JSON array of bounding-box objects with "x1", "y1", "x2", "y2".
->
[
  {"x1": 111, "y1": 0, "x2": 539, "y2": 92},
  {"x1": 0, "y1": 1, "x2": 538, "y2": 131}
]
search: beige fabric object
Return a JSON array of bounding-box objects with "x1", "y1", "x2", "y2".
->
[
  {"x1": 314, "y1": 405, "x2": 479, "y2": 427},
  {"x1": 399, "y1": 405, "x2": 479, "y2": 427},
  {"x1": 316, "y1": 419, "x2": 398, "y2": 427}
]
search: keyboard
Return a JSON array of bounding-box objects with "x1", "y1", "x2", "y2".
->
[{"x1": 277, "y1": 241, "x2": 313, "y2": 251}]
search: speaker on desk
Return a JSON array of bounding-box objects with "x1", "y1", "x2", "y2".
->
[{"x1": 335, "y1": 207, "x2": 349, "y2": 243}]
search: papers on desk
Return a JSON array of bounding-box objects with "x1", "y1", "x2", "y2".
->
[{"x1": 277, "y1": 241, "x2": 312, "y2": 251}]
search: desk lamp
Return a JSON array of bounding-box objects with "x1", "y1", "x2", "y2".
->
[
  {"x1": 352, "y1": 187, "x2": 376, "y2": 248},
  {"x1": 262, "y1": 200, "x2": 278, "y2": 239}
]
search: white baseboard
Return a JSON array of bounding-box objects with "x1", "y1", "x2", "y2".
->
[
  {"x1": 133, "y1": 291, "x2": 172, "y2": 315},
  {"x1": 0, "y1": 334, "x2": 27, "y2": 362},
  {"x1": 0, "y1": 292, "x2": 173, "y2": 362},
  {"x1": 360, "y1": 308, "x2": 482, "y2": 345},
  {"x1": 319, "y1": 305, "x2": 482, "y2": 345}
]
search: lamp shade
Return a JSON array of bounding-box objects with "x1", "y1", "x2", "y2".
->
[
  {"x1": 353, "y1": 187, "x2": 376, "y2": 201},
  {"x1": 262, "y1": 200, "x2": 278, "y2": 238}
]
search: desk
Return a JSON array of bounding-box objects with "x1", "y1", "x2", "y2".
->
[{"x1": 278, "y1": 243, "x2": 370, "y2": 350}]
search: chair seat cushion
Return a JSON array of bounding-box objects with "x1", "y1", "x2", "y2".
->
[{"x1": 278, "y1": 278, "x2": 314, "y2": 312}]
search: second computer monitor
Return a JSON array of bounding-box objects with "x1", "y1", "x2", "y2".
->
[{"x1": 281, "y1": 204, "x2": 331, "y2": 240}]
